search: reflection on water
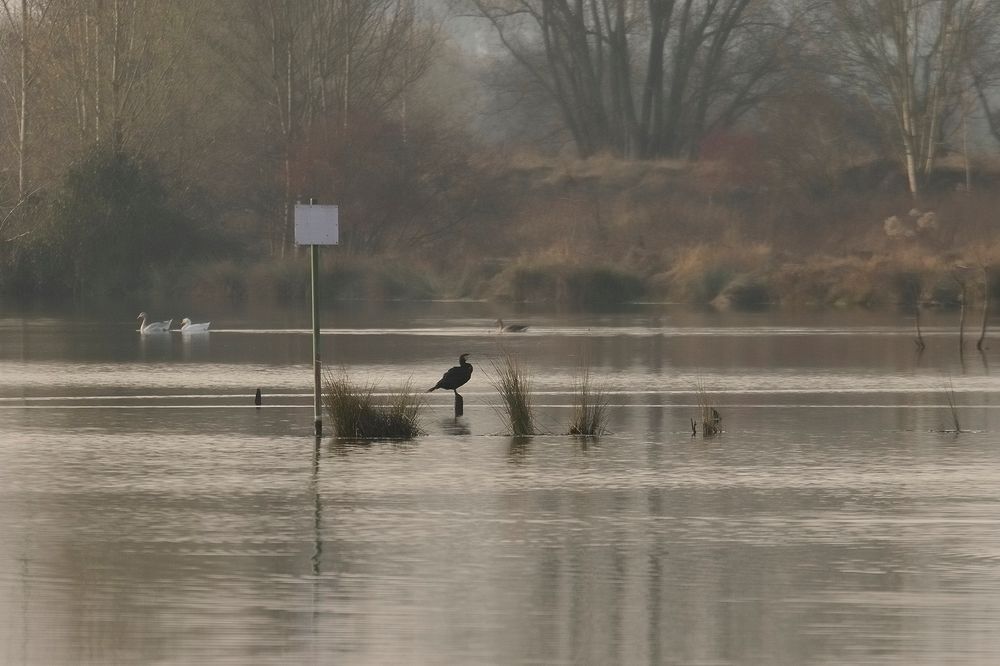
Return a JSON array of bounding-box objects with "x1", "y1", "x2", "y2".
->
[
  {"x1": 439, "y1": 416, "x2": 471, "y2": 436},
  {"x1": 2, "y1": 303, "x2": 1000, "y2": 664}
]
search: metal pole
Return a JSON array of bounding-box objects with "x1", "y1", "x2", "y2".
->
[{"x1": 311, "y1": 243, "x2": 322, "y2": 437}]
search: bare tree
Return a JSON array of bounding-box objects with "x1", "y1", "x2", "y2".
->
[
  {"x1": 828, "y1": 0, "x2": 994, "y2": 198},
  {"x1": 0, "y1": 0, "x2": 52, "y2": 198},
  {"x1": 466, "y1": 0, "x2": 802, "y2": 159},
  {"x1": 40, "y1": 0, "x2": 196, "y2": 156},
  {"x1": 210, "y1": 0, "x2": 437, "y2": 256},
  {"x1": 967, "y1": 4, "x2": 1000, "y2": 145}
]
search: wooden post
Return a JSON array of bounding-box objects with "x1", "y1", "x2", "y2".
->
[
  {"x1": 978, "y1": 266, "x2": 990, "y2": 351},
  {"x1": 958, "y1": 280, "x2": 967, "y2": 350},
  {"x1": 311, "y1": 243, "x2": 322, "y2": 437},
  {"x1": 294, "y1": 199, "x2": 338, "y2": 438},
  {"x1": 454, "y1": 393, "x2": 463, "y2": 417}
]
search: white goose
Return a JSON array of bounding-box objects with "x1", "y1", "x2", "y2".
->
[
  {"x1": 137, "y1": 312, "x2": 172, "y2": 334},
  {"x1": 496, "y1": 318, "x2": 529, "y2": 333},
  {"x1": 179, "y1": 317, "x2": 211, "y2": 334}
]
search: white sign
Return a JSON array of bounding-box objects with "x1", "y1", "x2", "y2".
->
[{"x1": 294, "y1": 204, "x2": 339, "y2": 245}]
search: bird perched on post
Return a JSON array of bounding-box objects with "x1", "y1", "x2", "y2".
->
[{"x1": 428, "y1": 353, "x2": 473, "y2": 396}]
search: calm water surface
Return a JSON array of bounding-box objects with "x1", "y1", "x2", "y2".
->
[{"x1": 2, "y1": 303, "x2": 1000, "y2": 665}]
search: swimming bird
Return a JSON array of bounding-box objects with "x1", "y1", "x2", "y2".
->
[
  {"x1": 497, "y1": 318, "x2": 528, "y2": 333},
  {"x1": 179, "y1": 317, "x2": 211, "y2": 334},
  {"x1": 427, "y1": 353, "x2": 473, "y2": 396},
  {"x1": 137, "y1": 312, "x2": 172, "y2": 334}
]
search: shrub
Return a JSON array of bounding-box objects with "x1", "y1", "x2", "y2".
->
[
  {"x1": 891, "y1": 270, "x2": 923, "y2": 306},
  {"x1": 494, "y1": 261, "x2": 643, "y2": 305},
  {"x1": 712, "y1": 274, "x2": 772, "y2": 308},
  {"x1": 58, "y1": 149, "x2": 198, "y2": 296}
]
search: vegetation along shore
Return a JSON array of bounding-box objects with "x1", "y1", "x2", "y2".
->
[{"x1": 2, "y1": 2, "x2": 1000, "y2": 311}]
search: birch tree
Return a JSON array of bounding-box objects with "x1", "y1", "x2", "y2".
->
[
  {"x1": 829, "y1": 0, "x2": 990, "y2": 198},
  {"x1": 0, "y1": 0, "x2": 52, "y2": 198},
  {"x1": 43, "y1": 0, "x2": 196, "y2": 155}
]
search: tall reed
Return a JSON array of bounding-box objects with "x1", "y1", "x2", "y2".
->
[
  {"x1": 944, "y1": 380, "x2": 962, "y2": 433},
  {"x1": 568, "y1": 368, "x2": 609, "y2": 436},
  {"x1": 489, "y1": 350, "x2": 536, "y2": 436},
  {"x1": 323, "y1": 374, "x2": 422, "y2": 439},
  {"x1": 695, "y1": 385, "x2": 722, "y2": 437}
]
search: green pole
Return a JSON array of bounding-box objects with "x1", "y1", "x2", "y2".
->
[{"x1": 311, "y1": 243, "x2": 322, "y2": 437}]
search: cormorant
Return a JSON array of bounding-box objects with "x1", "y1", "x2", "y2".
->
[
  {"x1": 497, "y1": 318, "x2": 528, "y2": 333},
  {"x1": 428, "y1": 353, "x2": 473, "y2": 395}
]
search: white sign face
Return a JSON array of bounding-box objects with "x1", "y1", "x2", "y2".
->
[{"x1": 294, "y1": 204, "x2": 339, "y2": 245}]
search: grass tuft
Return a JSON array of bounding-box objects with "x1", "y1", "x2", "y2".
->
[
  {"x1": 489, "y1": 350, "x2": 536, "y2": 436},
  {"x1": 568, "y1": 368, "x2": 609, "y2": 436},
  {"x1": 323, "y1": 373, "x2": 422, "y2": 439},
  {"x1": 694, "y1": 385, "x2": 723, "y2": 437},
  {"x1": 944, "y1": 379, "x2": 963, "y2": 433}
]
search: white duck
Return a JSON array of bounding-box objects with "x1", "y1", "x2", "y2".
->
[
  {"x1": 179, "y1": 317, "x2": 211, "y2": 334},
  {"x1": 137, "y1": 312, "x2": 172, "y2": 334}
]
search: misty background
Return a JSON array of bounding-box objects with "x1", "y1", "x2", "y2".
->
[{"x1": 2, "y1": 0, "x2": 1000, "y2": 309}]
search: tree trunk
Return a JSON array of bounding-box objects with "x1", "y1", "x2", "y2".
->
[{"x1": 17, "y1": 0, "x2": 28, "y2": 198}]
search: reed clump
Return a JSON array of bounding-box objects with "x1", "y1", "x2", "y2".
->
[
  {"x1": 694, "y1": 386, "x2": 722, "y2": 437},
  {"x1": 489, "y1": 350, "x2": 536, "y2": 436},
  {"x1": 568, "y1": 368, "x2": 609, "y2": 436},
  {"x1": 323, "y1": 374, "x2": 422, "y2": 439}
]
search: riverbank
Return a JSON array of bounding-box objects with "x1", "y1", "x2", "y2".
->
[
  {"x1": 151, "y1": 247, "x2": 992, "y2": 312},
  {"x1": 6, "y1": 154, "x2": 1000, "y2": 309},
  {"x1": 181, "y1": 154, "x2": 1000, "y2": 309}
]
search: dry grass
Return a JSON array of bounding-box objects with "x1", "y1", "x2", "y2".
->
[
  {"x1": 323, "y1": 373, "x2": 422, "y2": 439},
  {"x1": 568, "y1": 368, "x2": 609, "y2": 436},
  {"x1": 660, "y1": 241, "x2": 772, "y2": 303},
  {"x1": 489, "y1": 350, "x2": 536, "y2": 436}
]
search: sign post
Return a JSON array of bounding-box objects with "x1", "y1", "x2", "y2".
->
[{"x1": 294, "y1": 201, "x2": 339, "y2": 437}]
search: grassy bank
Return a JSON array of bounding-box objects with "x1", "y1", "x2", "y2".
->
[
  {"x1": 211, "y1": 157, "x2": 1000, "y2": 308},
  {"x1": 150, "y1": 239, "x2": 1000, "y2": 313},
  {"x1": 9, "y1": 154, "x2": 1000, "y2": 309}
]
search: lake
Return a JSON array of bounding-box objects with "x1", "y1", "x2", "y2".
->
[{"x1": 2, "y1": 302, "x2": 1000, "y2": 665}]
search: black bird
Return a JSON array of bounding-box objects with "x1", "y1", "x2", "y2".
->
[
  {"x1": 497, "y1": 318, "x2": 528, "y2": 333},
  {"x1": 427, "y1": 353, "x2": 473, "y2": 395},
  {"x1": 254, "y1": 388, "x2": 262, "y2": 407}
]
